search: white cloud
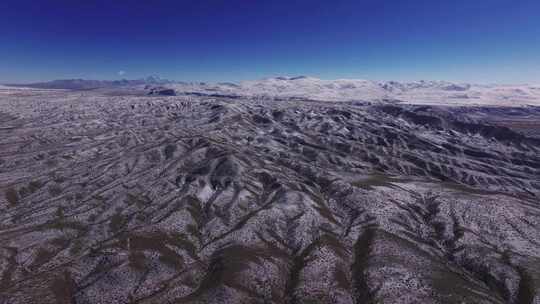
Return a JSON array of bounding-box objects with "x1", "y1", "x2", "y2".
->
[{"x1": 118, "y1": 70, "x2": 126, "y2": 76}]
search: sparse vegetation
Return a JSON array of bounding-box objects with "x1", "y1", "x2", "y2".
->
[
  {"x1": 351, "y1": 174, "x2": 407, "y2": 190},
  {"x1": 48, "y1": 185, "x2": 63, "y2": 196},
  {"x1": 109, "y1": 212, "x2": 127, "y2": 232},
  {"x1": 30, "y1": 247, "x2": 56, "y2": 271},
  {"x1": 5, "y1": 187, "x2": 19, "y2": 206},
  {"x1": 88, "y1": 213, "x2": 98, "y2": 222},
  {"x1": 128, "y1": 251, "x2": 147, "y2": 270},
  {"x1": 43, "y1": 218, "x2": 87, "y2": 232},
  {"x1": 56, "y1": 206, "x2": 65, "y2": 219},
  {"x1": 69, "y1": 239, "x2": 84, "y2": 255},
  {"x1": 45, "y1": 159, "x2": 57, "y2": 167},
  {"x1": 163, "y1": 144, "x2": 176, "y2": 159},
  {"x1": 50, "y1": 271, "x2": 76, "y2": 304}
]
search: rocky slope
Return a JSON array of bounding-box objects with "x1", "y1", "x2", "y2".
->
[{"x1": 0, "y1": 87, "x2": 539, "y2": 303}]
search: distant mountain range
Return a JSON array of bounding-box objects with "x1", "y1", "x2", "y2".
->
[
  {"x1": 7, "y1": 76, "x2": 172, "y2": 90},
  {"x1": 6, "y1": 76, "x2": 540, "y2": 106},
  {"x1": 166, "y1": 76, "x2": 540, "y2": 106}
]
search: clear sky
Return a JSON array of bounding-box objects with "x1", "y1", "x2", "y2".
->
[{"x1": 1, "y1": 0, "x2": 540, "y2": 84}]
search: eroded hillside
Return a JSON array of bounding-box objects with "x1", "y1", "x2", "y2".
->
[{"x1": 0, "y1": 88, "x2": 539, "y2": 303}]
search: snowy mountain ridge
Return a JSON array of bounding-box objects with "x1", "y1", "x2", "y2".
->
[
  {"x1": 7, "y1": 76, "x2": 540, "y2": 106},
  {"x1": 167, "y1": 76, "x2": 540, "y2": 106}
]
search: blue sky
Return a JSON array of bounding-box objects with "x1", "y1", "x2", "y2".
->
[{"x1": 1, "y1": 0, "x2": 540, "y2": 83}]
